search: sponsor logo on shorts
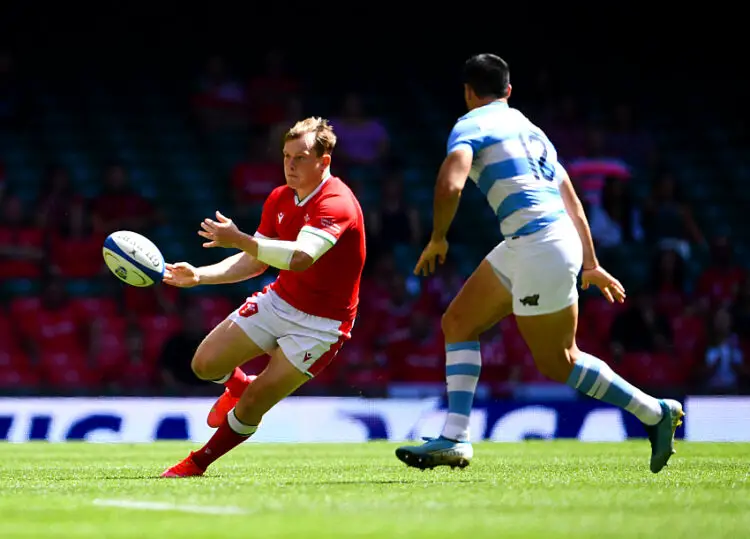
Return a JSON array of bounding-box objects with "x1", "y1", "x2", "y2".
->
[
  {"x1": 302, "y1": 352, "x2": 314, "y2": 364},
  {"x1": 519, "y1": 294, "x2": 540, "y2": 306}
]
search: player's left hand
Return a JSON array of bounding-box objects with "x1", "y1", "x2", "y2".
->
[
  {"x1": 414, "y1": 237, "x2": 449, "y2": 276},
  {"x1": 582, "y1": 266, "x2": 626, "y2": 304},
  {"x1": 198, "y1": 211, "x2": 241, "y2": 248}
]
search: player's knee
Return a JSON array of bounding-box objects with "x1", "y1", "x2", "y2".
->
[
  {"x1": 532, "y1": 348, "x2": 575, "y2": 384},
  {"x1": 441, "y1": 309, "x2": 478, "y2": 342},
  {"x1": 190, "y1": 348, "x2": 218, "y2": 380}
]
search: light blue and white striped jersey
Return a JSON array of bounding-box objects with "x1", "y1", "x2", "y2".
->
[{"x1": 447, "y1": 101, "x2": 567, "y2": 238}]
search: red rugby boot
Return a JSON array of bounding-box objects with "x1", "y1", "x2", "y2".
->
[
  {"x1": 206, "y1": 374, "x2": 257, "y2": 428},
  {"x1": 160, "y1": 452, "x2": 205, "y2": 478}
]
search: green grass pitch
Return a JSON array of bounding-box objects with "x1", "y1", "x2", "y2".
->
[{"x1": 0, "y1": 442, "x2": 747, "y2": 538}]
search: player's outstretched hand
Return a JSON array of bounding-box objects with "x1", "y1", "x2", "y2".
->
[
  {"x1": 198, "y1": 211, "x2": 241, "y2": 248},
  {"x1": 163, "y1": 262, "x2": 200, "y2": 288},
  {"x1": 582, "y1": 266, "x2": 626, "y2": 304},
  {"x1": 414, "y1": 238, "x2": 449, "y2": 276}
]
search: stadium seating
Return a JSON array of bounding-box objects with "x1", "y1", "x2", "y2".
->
[{"x1": 0, "y1": 51, "x2": 748, "y2": 397}]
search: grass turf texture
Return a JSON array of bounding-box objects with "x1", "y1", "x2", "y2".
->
[{"x1": 0, "y1": 442, "x2": 747, "y2": 538}]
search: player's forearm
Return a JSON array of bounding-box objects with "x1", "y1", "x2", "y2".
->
[
  {"x1": 430, "y1": 149, "x2": 471, "y2": 240},
  {"x1": 564, "y1": 198, "x2": 599, "y2": 270},
  {"x1": 197, "y1": 252, "x2": 267, "y2": 285},
  {"x1": 431, "y1": 189, "x2": 461, "y2": 240}
]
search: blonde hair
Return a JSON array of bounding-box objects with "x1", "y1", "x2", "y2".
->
[{"x1": 284, "y1": 117, "x2": 336, "y2": 156}]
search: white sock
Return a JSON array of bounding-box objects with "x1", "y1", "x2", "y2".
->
[
  {"x1": 227, "y1": 408, "x2": 258, "y2": 436},
  {"x1": 212, "y1": 373, "x2": 231, "y2": 384},
  {"x1": 566, "y1": 352, "x2": 663, "y2": 425},
  {"x1": 440, "y1": 341, "x2": 482, "y2": 442}
]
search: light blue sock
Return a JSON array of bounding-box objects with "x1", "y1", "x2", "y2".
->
[
  {"x1": 441, "y1": 341, "x2": 481, "y2": 442},
  {"x1": 567, "y1": 352, "x2": 663, "y2": 425}
]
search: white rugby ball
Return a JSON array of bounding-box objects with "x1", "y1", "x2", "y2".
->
[{"x1": 102, "y1": 230, "x2": 165, "y2": 287}]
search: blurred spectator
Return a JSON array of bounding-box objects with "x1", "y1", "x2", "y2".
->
[
  {"x1": 418, "y1": 257, "x2": 465, "y2": 314},
  {"x1": 36, "y1": 165, "x2": 76, "y2": 231},
  {"x1": 0, "y1": 51, "x2": 29, "y2": 131},
  {"x1": 641, "y1": 171, "x2": 704, "y2": 258},
  {"x1": 231, "y1": 135, "x2": 285, "y2": 218},
  {"x1": 159, "y1": 306, "x2": 211, "y2": 393},
  {"x1": 331, "y1": 93, "x2": 389, "y2": 170},
  {"x1": 359, "y1": 251, "x2": 398, "y2": 313},
  {"x1": 362, "y1": 272, "x2": 416, "y2": 350},
  {"x1": 606, "y1": 103, "x2": 654, "y2": 168},
  {"x1": 192, "y1": 55, "x2": 248, "y2": 131},
  {"x1": 0, "y1": 194, "x2": 44, "y2": 279},
  {"x1": 610, "y1": 288, "x2": 673, "y2": 357},
  {"x1": 541, "y1": 95, "x2": 587, "y2": 158},
  {"x1": 18, "y1": 278, "x2": 96, "y2": 390},
  {"x1": 480, "y1": 323, "x2": 521, "y2": 397},
  {"x1": 337, "y1": 333, "x2": 389, "y2": 397},
  {"x1": 699, "y1": 309, "x2": 748, "y2": 394},
  {"x1": 566, "y1": 127, "x2": 631, "y2": 208},
  {"x1": 588, "y1": 175, "x2": 643, "y2": 249},
  {"x1": 91, "y1": 163, "x2": 158, "y2": 235},
  {"x1": 366, "y1": 171, "x2": 421, "y2": 256},
  {"x1": 113, "y1": 321, "x2": 157, "y2": 392},
  {"x1": 123, "y1": 283, "x2": 180, "y2": 316},
  {"x1": 50, "y1": 197, "x2": 106, "y2": 279},
  {"x1": 0, "y1": 161, "x2": 6, "y2": 203},
  {"x1": 268, "y1": 97, "x2": 303, "y2": 148},
  {"x1": 696, "y1": 236, "x2": 747, "y2": 308},
  {"x1": 731, "y1": 278, "x2": 750, "y2": 342},
  {"x1": 247, "y1": 50, "x2": 300, "y2": 127},
  {"x1": 650, "y1": 248, "x2": 687, "y2": 320},
  {"x1": 387, "y1": 309, "x2": 444, "y2": 390}
]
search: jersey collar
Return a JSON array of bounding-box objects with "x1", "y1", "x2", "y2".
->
[{"x1": 295, "y1": 174, "x2": 331, "y2": 206}]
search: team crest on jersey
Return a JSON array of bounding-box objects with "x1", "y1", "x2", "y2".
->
[
  {"x1": 304, "y1": 214, "x2": 310, "y2": 222},
  {"x1": 277, "y1": 212, "x2": 284, "y2": 224}
]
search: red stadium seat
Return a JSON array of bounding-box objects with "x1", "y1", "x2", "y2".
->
[
  {"x1": 138, "y1": 314, "x2": 183, "y2": 364},
  {"x1": 71, "y1": 297, "x2": 119, "y2": 319},
  {"x1": 191, "y1": 295, "x2": 234, "y2": 330}
]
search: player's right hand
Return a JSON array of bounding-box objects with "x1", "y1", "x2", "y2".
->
[
  {"x1": 163, "y1": 262, "x2": 201, "y2": 288},
  {"x1": 414, "y1": 238, "x2": 449, "y2": 276},
  {"x1": 581, "y1": 266, "x2": 626, "y2": 304}
]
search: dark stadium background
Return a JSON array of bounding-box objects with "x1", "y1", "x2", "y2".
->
[{"x1": 0, "y1": 6, "x2": 747, "y2": 400}]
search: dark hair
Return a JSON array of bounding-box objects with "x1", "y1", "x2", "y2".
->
[{"x1": 463, "y1": 54, "x2": 510, "y2": 98}]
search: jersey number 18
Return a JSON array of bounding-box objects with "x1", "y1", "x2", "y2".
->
[{"x1": 518, "y1": 132, "x2": 555, "y2": 182}]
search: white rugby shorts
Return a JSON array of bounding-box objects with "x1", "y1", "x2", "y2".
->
[
  {"x1": 227, "y1": 287, "x2": 352, "y2": 377},
  {"x1": 486, "y1": 217, "x2": 583, "y2": 316}
]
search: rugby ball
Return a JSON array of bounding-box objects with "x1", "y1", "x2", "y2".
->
[{"x1": 102, "y1": 230, "x2": 165, "y2": 287}]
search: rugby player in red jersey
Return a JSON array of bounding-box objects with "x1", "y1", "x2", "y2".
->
[{"x1": 160, "y1": 117, "x2": 366, "y2": 477}]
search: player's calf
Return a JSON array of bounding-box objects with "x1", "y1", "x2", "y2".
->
[
  {"x1": 437, "y1": 260, "x2": 513, "y2": 443},
  {"x1": 515, "y1": 306, "x2": 683, "y2": 472},
  {"x1": 233, "y1": 349, "x2": 309, "y2": 426}
]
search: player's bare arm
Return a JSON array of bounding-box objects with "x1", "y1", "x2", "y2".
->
[
  {"x1": 415, "y1": 147, "x2": 473, "y2": 276},
  {"x1": 199, "y1": 210, "x2": 334, "y2": 272},
  {"x1": 163, "y1": 252, "x2": 267, "y2": 288},
  {"x1": 559, "y1": 173, "x2": 626, "y2": 303}
]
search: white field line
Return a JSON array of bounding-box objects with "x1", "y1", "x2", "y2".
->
[{"x1": 93, "y1": 498, "x2": 248, "y2": 515}]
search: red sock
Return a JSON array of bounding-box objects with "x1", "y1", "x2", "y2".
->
[
  {"x1": 191, "y1": 417, "x2": 249, "y2": 470},
  {"x1": 225, "y1": 367, "x2": 249, "y2": 398}
]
